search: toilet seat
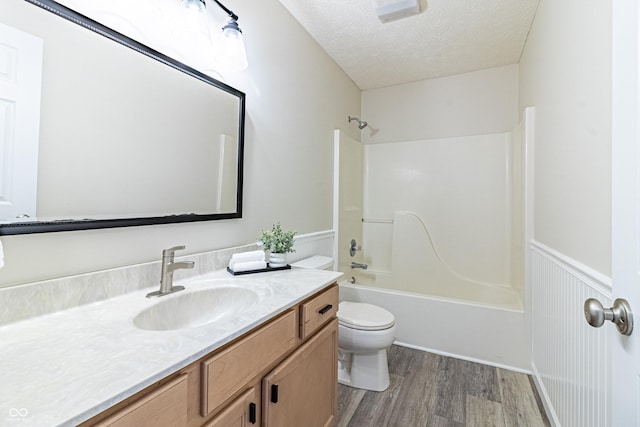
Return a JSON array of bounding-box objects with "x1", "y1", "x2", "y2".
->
[{"x1": 338, "y1": 301, "x2": 395, "y2": 331}]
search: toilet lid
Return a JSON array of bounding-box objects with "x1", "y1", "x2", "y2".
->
[
  {"x1": 338, "y1": 301, "x2": 395, "y2": 331},
  {"x1": 290, "y1": 256, "x2": 333, "y2": 270}
]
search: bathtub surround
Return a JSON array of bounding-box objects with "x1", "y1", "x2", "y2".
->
[
  {"x1": 335, "y1": 68, "x2": 527, "y2": 371},
  {"x1": 363, "y1": 133, "x2": 514, "y2": 287},
  {"x1": 344, "y1": 66, "x2": 525, "y2": 323}
]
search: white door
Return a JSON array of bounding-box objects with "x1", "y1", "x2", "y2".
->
[
  {"x1": 610, "y1": 0, "x2": 640, "y2": 424},
  {"x1": 0, "y1": 23, "x2": 42, "y2": 220}
]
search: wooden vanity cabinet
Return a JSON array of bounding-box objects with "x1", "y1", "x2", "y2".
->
[
  {"x1": 81, "y1": 283, "x2": 338, "y2": 427},
  {"x1": 202, "y1": 385, "x2": 260, "y2": 427},
  {"x1": 262, "y1": 318, "x2": 338, "y2": 427},
  {"x1": 90, "y1": 374, "x2": 189, "y2": 427},
  {"x1": 300, "y1": 285, "x2": 339, "y2": 339},
  {"x1": 200, "y1": 308, "x2": 298, "y2": 417}
]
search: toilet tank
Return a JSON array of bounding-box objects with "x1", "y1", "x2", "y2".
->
[{"x1": 290, "y1": 256, "x2": 334, "y2": 270}]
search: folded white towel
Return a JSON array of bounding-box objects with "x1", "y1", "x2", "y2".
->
[
  {"x1": 0, "y1": 239, "x2": 3, "y2": 269},
  {"x1": 229, "y1": 260, "x2": 267, "y2": 273},
  {"x1": 230, "y1": 250, "x2": 265, "y2": 264}
]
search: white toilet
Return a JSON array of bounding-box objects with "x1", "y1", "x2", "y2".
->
[{"x1": 291, "y1": 256, "x2": 397, "y2": 392}]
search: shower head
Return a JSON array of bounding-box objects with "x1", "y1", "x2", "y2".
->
[{"x1": 348, "y1": 116, "x2": 368, "y2": 129}]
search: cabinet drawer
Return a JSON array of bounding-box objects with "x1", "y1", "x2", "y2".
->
[
  {"x1": 93, "y1": 374, "x2": 188, "y2": 427},
  {"x1": 299, "y1": 284, "x2": 339, "y2": 339},
  {"x1": 201, "y1": 309, "x2": 297, "y2": 417}
]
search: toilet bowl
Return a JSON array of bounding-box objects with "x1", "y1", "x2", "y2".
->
[
  {"x1": 290, "y1": 256, "x2": 397, "y2": 392},
  {"x1": 337, "y1": 301, "x2": 396, "y2": 391}
]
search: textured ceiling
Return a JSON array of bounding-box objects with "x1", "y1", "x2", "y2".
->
[{"x1": 277, "y1": 0, "x2": 540, "y2": 90}]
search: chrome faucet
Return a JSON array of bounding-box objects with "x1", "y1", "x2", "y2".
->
[
  {"x1": 146, "y1": 245, "x2": 195, "y2": 298},
  {"x1": 351, "y1": 262, "x2": 368, "y2": 270}
]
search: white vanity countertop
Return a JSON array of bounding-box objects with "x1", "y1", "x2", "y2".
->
[{"x1": 0, "y1": 268, "x2": 342, "y2": 426}]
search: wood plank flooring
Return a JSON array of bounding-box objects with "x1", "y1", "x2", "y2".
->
[{"x1": 337, "y1": 345, "x2": 550, "y2": 427}]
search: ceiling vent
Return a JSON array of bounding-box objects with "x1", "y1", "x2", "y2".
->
[{"x1": 373, "y1": 0, "x2": 420, "y2": 23}]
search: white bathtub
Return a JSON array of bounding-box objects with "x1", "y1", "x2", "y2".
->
[{"x1": 339, "y1": 281, "x2": 529, "y2": 371}]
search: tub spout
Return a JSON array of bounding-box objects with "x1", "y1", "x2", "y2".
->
[{"x1": 351, "y1": 262, "x2": 368, "y2": 270}]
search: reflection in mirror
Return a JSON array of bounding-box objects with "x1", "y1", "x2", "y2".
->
[{"x1": 0, "y1": 0, "x2": 245, "y2": 235}]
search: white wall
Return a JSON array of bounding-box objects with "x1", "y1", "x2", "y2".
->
[
  {"x1": 519, "y1": 0, "x2": 611, "y2": 276},
  {"x1": 362, "y1": 64, "x2": 519, "y2": 143},
  {"x1": 0, "y1": 0, "x2": 360, "y2": 287},
  {"x1": 520, "y1": 0, "x2": 613, "y2": 424}
]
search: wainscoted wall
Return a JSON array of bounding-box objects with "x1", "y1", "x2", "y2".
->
[
  {"x1": 289, "y1": 230, "x2": 335, "y2": 265},
  {"x1": 530, "y1": 241, "x2": 612, "y2": 427}
]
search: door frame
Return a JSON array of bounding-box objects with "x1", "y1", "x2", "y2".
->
[{"x1": 611, "y1": 0, "x2": 640, "y2": 424}]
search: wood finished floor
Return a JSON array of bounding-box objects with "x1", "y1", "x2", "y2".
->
[{"x1": 337, "y1": 345, "x2": 551, "y2": 427}]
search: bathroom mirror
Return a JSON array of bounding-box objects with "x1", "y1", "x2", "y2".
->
[{"x1": 0, "y1": 0, "x2": 245, "y2": 235}]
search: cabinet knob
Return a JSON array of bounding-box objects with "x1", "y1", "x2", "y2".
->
[{"x1": 270, "y1": 384, "x2": 279, "y2": 403}]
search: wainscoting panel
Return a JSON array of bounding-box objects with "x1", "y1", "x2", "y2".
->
[
  {"x1": 530, "y1": 242, "x2": 612, "y2": 427},
  {"x1": 290, "y1": 230, "x2": 335, "y2": 266}
]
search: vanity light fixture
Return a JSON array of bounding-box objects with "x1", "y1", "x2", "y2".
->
[
  {"x1": 181, "y1": 0, "x2": 248, "y2": 71},
  {"x1": 182, "y1": 0, "x2": 206, "y2": 13}
]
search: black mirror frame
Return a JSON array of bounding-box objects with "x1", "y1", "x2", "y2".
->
[{"x1": 0, "y1": 0, "x2": 245, "y2": 235}]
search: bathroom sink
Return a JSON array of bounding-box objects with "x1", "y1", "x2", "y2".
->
[{"x1": 133, "y1": 286, "x2": 260, "y2": 331}]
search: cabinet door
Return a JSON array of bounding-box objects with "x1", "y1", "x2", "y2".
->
[
  {"x1": 203, "y1": 386, "x2": 259, "y2": 427},
  {"x1": 262, "y1": 318, "x2": 338, "y2": 427}
]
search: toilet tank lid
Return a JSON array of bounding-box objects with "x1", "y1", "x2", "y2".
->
[
  {"x1": 338, "y1": 301, "x2": 395, "y2": 330},
  {"x1": 290, "y1": 256, "x2": 334, "y2": 270}
]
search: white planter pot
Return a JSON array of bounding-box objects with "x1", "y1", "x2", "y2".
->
[{"x1": 269, "y1": 253, "x2": 287, "y2": 268}]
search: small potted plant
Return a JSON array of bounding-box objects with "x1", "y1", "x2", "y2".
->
[{"x1": 259, "y1": 222, "x2": 296, "y2": 267}]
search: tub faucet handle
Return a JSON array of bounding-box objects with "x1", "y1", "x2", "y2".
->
[{"x1": 349, "y1": 239, "x2": 362, "y2": 257}]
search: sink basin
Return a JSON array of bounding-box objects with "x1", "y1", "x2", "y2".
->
[{"x1": 133, "y1": 286, "x2": 260, "y2": 331}]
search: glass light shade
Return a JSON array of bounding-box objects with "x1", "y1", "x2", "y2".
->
[
  {"x1": 182, "y1": 0, "x2": 206, "y2": 13},
  {"x1": 216, "y1": 20, "x2": 248, "y2": 71},
  {"x1": 173, "y1": 0, "x2": 212, "y2": 62}
]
